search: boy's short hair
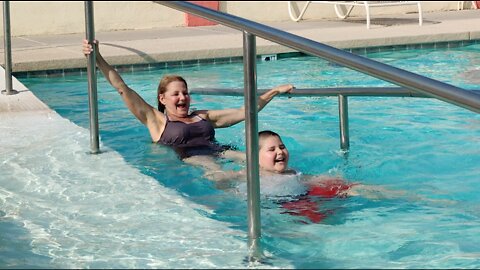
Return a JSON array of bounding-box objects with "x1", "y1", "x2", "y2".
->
[
  {"x1": 258, "y1": 130, "x2": 281, "y2": 148},
  {"x1": 259, "y1": 130, "x2": 280, "y2": 138}
]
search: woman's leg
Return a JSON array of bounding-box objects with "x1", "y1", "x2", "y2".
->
[
  {"x1": 183, "y1": 155, "x2": 244, "y2": 183},
  {"x1": 219, "y1": 149, "x2": 246, "y2": 163}
]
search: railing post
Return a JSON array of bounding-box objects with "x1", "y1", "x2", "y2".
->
[
  {"x1": 338, "y1": 94, "x2": 350, "y2": 151},
  {"x1": 2, "y1": 1, "x2": 18, "y2": 95},
  {"x1": 243, "y1": 31, "x2": 262, "y2": 262},
  {"x1": 84, "y1": 1, "x2": 100, "y2": 154}
]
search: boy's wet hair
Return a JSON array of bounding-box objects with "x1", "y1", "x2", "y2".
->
[
  {"x1": 259, "y1": 130, "x2": 279, "y2": 138},
  {"x1": 258, "y1": 130, "x2": 281, "y2": 148}
]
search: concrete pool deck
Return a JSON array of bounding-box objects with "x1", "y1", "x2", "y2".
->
[{"x1": 1, "y1": 8, "x2": 480, "y2": 114}]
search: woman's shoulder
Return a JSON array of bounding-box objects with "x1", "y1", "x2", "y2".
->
[{"x1": 191, "y1": 110, "x2": 208, "y2": 120}]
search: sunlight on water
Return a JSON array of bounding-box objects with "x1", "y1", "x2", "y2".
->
[
  {"x1": 2, "y1": 42, "x2": 480, "y2": 268},
  {"x1": 0, "y1": 111, "x2": 292, "y2": 269}
]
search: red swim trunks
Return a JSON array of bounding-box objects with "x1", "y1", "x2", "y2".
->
[{"x1": 281, "y1": 178, "x2": 355, "y2": 223}]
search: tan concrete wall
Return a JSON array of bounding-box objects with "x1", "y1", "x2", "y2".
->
[
  {"x1": 0, "y1": 1, "x2": 472, "y2": 37},
  {"x1": 2, "y1": 1, "x2": 184, "y2": 36}
]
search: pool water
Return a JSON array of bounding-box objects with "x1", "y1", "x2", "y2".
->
[{"x1": 3, "y1": 42, "x2": 480, "y2": 268}]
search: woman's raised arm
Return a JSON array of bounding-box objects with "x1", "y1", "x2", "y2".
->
[
  {"x1": 200, "y1": 84, "x2": 294, "y2": 128},
  {"x1": 83, "y1": 40, "x2": 163, "y2": 140}
]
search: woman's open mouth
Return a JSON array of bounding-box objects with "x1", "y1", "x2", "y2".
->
[{"x1": 177, "y1": 103, "x2": 187, "y2": 110}]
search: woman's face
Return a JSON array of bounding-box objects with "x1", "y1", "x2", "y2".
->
[
  {"x1": 159, "y1": 80, "x2": 190, "y2": 117},
  {"x1": 259, "y1": 135, "x2": 289, "y2": 173}
]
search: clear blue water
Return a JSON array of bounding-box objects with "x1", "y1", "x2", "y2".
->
[{"x1": 3, "y1": 42, "x2": 480, "y2": 268}]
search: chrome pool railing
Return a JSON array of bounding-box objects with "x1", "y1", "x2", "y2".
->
[
  {"x1": 190, "y1": 87, "x2": 433, "y2": 97},
  {"x1": 85, "y1": 1, "x2": 100, "y2": 154},
  {"x1": 155, "y1": 1, "x2": 480, "y2": 262},
  {"x1": 1, "y1": 1, "x2": 17, "y2": 96},
  {"x1": 156, "y1": 1, "x2": 480, "y2": 114},
  {"x1": 190, "y1": 86, "x2": 480, "y2": 152},
  {"x1": 242, "y1": 32, "x2": 262, "y2": 257}
]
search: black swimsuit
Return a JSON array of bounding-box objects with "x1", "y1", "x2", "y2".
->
[{"x1": 157, "y1": 114, "x2": 231, "y2": 159}]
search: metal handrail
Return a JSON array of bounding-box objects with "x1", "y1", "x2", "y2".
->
[
  {"x1": 191, "y1": 86, "x2": 480, "y2": 151},
  {"x1": 1, "y1": 1, "x2": 18, "y2": 95},
  {"x1": 156, "y1": 0, "x2": 480, "y2": 262},
  {"x1": 190, "y1": 87, "x2": 480, "y2": 97},
  {"x1": 242, "y1": 32, "x2": 262, "y2": 260},
  {"x1": 85, "y1": 1, "x2": 100, "y2": 154},
  {"x1": 156, "y1": 1, "x2": 480, "y2": 114}
]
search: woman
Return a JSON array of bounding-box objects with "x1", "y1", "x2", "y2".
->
[{"x1": 82, "y1": 40, "x2": 294, "y2": 166}]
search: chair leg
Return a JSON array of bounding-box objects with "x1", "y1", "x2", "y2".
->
[
  {"x1": 333, "y1": 3, "x2": 355, "y2": 19},
  {"x1": 364, "y1": 1, "x2": 371, "y2": 29},
  {"x1": 417, "y1": 2, "x2": 423, "y2": 26},
  {"x1": 287, "y1": 1, "x2": 312, "y2": 22}
]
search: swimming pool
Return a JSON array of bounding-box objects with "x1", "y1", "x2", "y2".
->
[{"x1": 2, "y1": 41, "x2": 480, "y2": 268}]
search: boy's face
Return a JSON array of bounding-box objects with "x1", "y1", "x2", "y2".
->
[{"x1": 259, "y1": 135, "x2": 289, "y2": 173}]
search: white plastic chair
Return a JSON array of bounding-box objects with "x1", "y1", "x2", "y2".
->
[{"x1": 287, "y1": 1, "x2": 423, "y2": 29}]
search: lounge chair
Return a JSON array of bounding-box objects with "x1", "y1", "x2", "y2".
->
[{"x1": 287, "y1": 1, "x2": 423, "y2": 29}]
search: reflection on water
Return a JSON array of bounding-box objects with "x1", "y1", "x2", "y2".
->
[{"x1": 4, "y1": 42, "x2": 480, "y2": 268}]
